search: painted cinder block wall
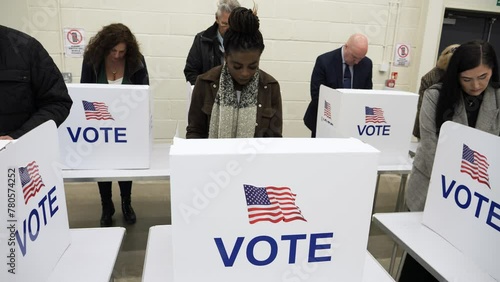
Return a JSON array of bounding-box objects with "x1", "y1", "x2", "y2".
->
[{"x1": 2, "y1": 0, "x2": 499, "y2": 142}]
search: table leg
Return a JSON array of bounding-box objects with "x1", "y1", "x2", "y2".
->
[
  {"x1": 372, "y1": 174, "x2": 382, "y2": 214},
  {"x1": 394, "y1": 174, "x2": 408, "y2": 212},
  {"x1": 395, "y1": 251, "x2": 406, "y2": 280},
  {"x1": 388, "y1": 242, "x2": 399, "y2": 276}
]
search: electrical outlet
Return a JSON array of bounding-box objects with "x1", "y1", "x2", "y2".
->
[
  {"x1": 379, "y1": 62, "x2": 389, "y2": 72},
  {"x1": 62, "y1": 72, "x2": 72, "y2": 83}
]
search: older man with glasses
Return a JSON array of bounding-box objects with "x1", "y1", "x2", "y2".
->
[{"x1": 183, "y1": 0, "x2": 240, "y2": 85}]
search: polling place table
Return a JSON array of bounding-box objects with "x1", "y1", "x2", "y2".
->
[
  {"x1": 48, "y1": 227, "x2": 125, "y2": 282},
  {"x1": 142, "y1": 225, "x2": 394, "y2": 282},
  {"x1": 373, "y1": 157, "x2": 413, "y2": 214},
  {"x1": 62, "y1": 143, "x2": 171, "y2": 182},
  {"x1": 372, "y1": 212, "x2": 496, "y2": 282},
  {"x1": 61, "y1": 142, "x2": 411, "y2": 216}
]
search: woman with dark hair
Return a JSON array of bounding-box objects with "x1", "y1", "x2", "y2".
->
[
  {"x1": 186, "y1": 6, "x2": 282, "y2": 138},
  {"x1": 401, "y1": 40, "x2": 500, "y2": 281},
  {"x1": 81, "y1": 23, "x2": 148, "y2": 85},
  {"x1": 81, "y1": 23, "x2": 149, "y2": 227}
]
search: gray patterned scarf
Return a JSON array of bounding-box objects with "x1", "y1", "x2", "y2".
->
[{"x1": 209, "y1": 64, "x2": 259, "y2": 138}]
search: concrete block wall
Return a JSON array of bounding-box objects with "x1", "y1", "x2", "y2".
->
[{"x1": 2, "y1": 0, "x2": 465, "y2": 142}]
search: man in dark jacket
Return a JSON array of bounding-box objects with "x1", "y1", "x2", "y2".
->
[
  {"x1": 303, "y1": 33, "x2": 373, "y2": 137},
  {"x1": 0, "y1": 25, "x2": 72, "y2": 140},
  {"x1": 183, "y1": 0, "x2": 240, "y2": 85}
]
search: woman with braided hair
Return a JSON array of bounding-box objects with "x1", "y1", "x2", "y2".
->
[{"x1": 186, "y1": 6, "x2": 282, "y2": 138}]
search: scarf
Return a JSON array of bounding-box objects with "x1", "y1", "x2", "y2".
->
[{"x1": 209, "y1": 64, "x2": 259, "y2": 138}]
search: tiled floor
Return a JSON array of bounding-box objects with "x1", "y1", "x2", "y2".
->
[{"x1": 64, "y1": 174, "x2": 404, "y2": 281}]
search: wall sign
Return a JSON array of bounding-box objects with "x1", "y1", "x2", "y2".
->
[
  {"x1": 63, "y1": 28, "x2": 85, "y2": 57},
  {"x1": 393, "y1": 43, "x2": 410, "y2": 67}
]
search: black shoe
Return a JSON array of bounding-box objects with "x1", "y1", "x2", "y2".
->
[
  {"x1": 122, "y1": 200, "x2": 136, "y2": 224},
  {"x1": 100, "y1": 202, "x2": 115, "y2": 227}
]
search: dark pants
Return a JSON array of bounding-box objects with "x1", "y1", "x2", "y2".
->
[
  {"x1": 98, "y1": 181, "x2": 132, "y2": 201},
  {"x1": 399, "y1": 254, "x2": 438, "y2": 282}
]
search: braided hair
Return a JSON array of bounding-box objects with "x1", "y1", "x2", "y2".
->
[{"x1": 223, "y1": 7, "x2": 264, "y2": 55}]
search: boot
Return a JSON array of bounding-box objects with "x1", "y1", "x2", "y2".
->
[
  {"x1": 98, "y1": 182, "x2": 114, "y2": 227},
  {"x1": 100, "y1": 200, "x2": 115, "y2": 227},
  {"x1": 121, "y1": 197, "x2": 136, "y2": 224}
]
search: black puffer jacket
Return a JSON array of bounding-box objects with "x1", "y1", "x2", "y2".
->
[
  {"x1": 183, "y1": 23, "x2": 224, "y2": 85},
  {"x1": 0, "y1": 25, "x2": 72, "y2": 139}
]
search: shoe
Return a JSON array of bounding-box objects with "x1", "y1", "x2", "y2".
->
[
  {"x1": 122, "y1": 198, "x2": 136, "y2": 224},
  {"x1": 100, "y1": 202, "x2": 115, "y2": 227}
]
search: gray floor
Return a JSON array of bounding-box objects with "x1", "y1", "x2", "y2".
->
[{"x1": 64, "y1": 174, "x2": 404, "y2": 281}]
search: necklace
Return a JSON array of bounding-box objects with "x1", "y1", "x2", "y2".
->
[
  {"x1": 466, "y1": 97, "x2": 475, "y2": 107},
  {"x1": 106, "y1": 58, "x2": 123, "y2": 80},
  {"x1": 463, "y1": 92, "x2": 484, "y2": 110}
]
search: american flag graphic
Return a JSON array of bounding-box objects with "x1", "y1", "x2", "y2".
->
[
  {"x1": 365, "y1": 106, "x2": 386, "y2": 123},
  {"x1": 82, "y1": 100, "x2": 114, "y2": 120},
  {"x1": 19, "y1": 161, "x2": 46, "y2": 205},
  {"x1": 461, "y1": 144, "x2": 490, "y2": 188},
  {"x1": 243, "y1": 184, "x2": 307, "y2": 224},
  {"x1": 324, "y1": 101, "x2": 331, "y2": 119}
]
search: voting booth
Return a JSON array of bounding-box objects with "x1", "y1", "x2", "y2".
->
[
  {"x1": 170, "y1": 137, "x2": 380, "y2": 281},
  {"x1": 58, "y1": 84, "x2": 152, "y2": 169},
  {"x1": 316, "y1": 85, "x2": 418, "y2": 165},
  {"x1": 423, "y1": 122, "x2": 500, "y2": 280},
  {"x1": 0, "y1": 121, "x2": 70, "y2": 282}
]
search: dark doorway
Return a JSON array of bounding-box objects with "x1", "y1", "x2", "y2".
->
[{"x1": 439, "y1": 8, "x2": 499, "y2": 55}]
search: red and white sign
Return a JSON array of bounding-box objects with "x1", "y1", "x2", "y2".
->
[
  {"x1": 63, "y1": 28, "x2": 85, "y2": 57},
  {"x1": 394, "y1": 43, "x2": 411, "y2": 67}
]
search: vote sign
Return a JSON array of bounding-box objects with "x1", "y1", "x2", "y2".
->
[
  {"x1": 170, "y1": 137, "x2": 379, "y2": 281},
  {"x1": 59, "y1": 84, "x2": 152, "y2": 169},
  {"x1": 317, "y1": 85, "x2": 418, "y2": 165},
  {"x1": 0, "y1": 121, "x2": 70, "y2": 282},
  {"x1": 423, "y1": 121, "x2": 500, "y2": 280}
]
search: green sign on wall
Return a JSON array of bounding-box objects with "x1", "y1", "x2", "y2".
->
[{"x1": 498, "y1": 0, "x2": 500, "y2": 6}]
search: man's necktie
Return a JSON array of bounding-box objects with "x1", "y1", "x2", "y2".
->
[{"x1": 343, "y1": 63, "x2": 351, "y2": 89}]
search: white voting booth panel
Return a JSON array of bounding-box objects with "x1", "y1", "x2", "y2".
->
[
  {"x1": 0, "y1": 121, "x2": 70, "y2": 282},
  {"x1": 170, "y1": 138, "x2": 380, "y2": 282},
  {"x1": 423, "y1": 122, "x2": 500, "y2": 280},
  {"x1": 316, "y1": 85, "x2": 417, "y2": 165},
  {"x1": 58, "y1": 84, "x2": 152, "y2": 169}
]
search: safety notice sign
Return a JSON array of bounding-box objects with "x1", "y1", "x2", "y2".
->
[
  {"x1": 394, "y1": 43, "x2": 410, "y2": 67},
  {"x1": 63, "y1": 28, "x2": 85, "y2": 57}
]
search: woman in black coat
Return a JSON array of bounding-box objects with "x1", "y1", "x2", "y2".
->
[{"x1": 81, "y1": 23, "x2": 149, "y2": 227}]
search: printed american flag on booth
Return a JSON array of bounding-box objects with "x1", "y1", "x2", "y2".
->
[
  {"x1": 365, "y1": 106, "x2": 386, "y2": 123},
  {"x1": 324, "y1": 101, "x2": 331, "y2": 119},
  {"x1": 461, "y1": 144, "x2": 490, "y2": 188},
  {"x1": 19, "y1": 161, "x2": 46, "y2": 205},
  {"x1": 82, "y1": 100, "x2": 114, "y2": 120},
  {"x1": 243, "y1": 184, "x2": 307, "y2": 224}
]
